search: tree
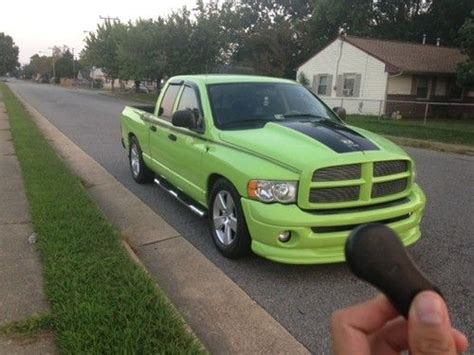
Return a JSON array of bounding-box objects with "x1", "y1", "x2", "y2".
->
[
  {"x1": 117, "y1": 19, "x2": 166, "y2": 90},
  {"x1": 21, "y1": 54, "x2": 52, "y2": 80},
  {"x1": 82, "y1": 20, "x2": 127, "y2": 90},
  {"x1": 229, "y1": 0, "x2": 314, "y2": 77},
  {"x1": 55, "y1": 50, "x2": 76, "y2": 79},
  {"x1": 457, "y1": 11, "x2": 474, "y2": 88},
  {"x1": 0, "y1": 33, "x2": 19, "y2": 76}
]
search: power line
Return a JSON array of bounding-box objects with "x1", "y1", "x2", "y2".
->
[{"x1": 99, "y1": 16, "x2": 120, "y2": 21}]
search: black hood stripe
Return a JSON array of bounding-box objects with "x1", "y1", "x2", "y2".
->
[{"x1": 275, "y1": 120, "x2": 379, "y2": 153}]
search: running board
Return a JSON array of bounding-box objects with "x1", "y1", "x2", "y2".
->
[{"x1": 154, "y1": 177, "x2": 207, "y2": 217}]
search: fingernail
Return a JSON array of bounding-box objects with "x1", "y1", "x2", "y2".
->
[{"x1": 413, "y1": 292, "x2": 444, "y2": 325}]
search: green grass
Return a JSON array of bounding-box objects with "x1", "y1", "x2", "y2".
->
[
  {"x1": 346, "y1": 114, "x2": 474, "y2": 146},
  {"x1": 0, "y1": 314, "x2": 53, "y2": 339},
  {"x1": 0, "y1": 83, "x2": 205, "y2": 354}
]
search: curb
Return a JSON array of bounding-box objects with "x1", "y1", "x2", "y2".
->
[
  {"x1": 10, "y1": 86, "x2": 310, "y2": 354},
  {"x1": 385, "y1": 135, "x2": 474, "y2": 156}
]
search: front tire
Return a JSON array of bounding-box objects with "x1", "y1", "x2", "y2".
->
[
  {"x1": 129, "y1": 136, "x2": 153, "y2": 184},
  {"x1": 209, "y1": 179, "x2": 251, "y2": 258}
]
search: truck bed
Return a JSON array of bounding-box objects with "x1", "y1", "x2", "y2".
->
[{"x1": 130, "y1": 105, "x2": 155, "y2": 114}]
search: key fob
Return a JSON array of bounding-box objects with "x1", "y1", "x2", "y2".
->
[{"x1": 345, "y1": 223, "x2": 440, "y2": 317}]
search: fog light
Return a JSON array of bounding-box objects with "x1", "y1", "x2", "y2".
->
[{"x1": 278, "y1": 231, "x2": 292, "y2": 243}]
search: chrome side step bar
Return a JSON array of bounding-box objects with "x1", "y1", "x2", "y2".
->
[{"x1": 154, "y1": 177, "x2": 206, "y2": 217}]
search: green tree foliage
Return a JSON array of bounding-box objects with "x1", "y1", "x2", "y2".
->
[
  {"x1": 82, "y1": 20, "x2": 127, "y2": 90},
  {"x1": 77, "y1": 0, "x2": 473, "y2": 83},
  {"x1": 55, "y1": 50, "x2": 80, "y2": 80},
  {"x1": 118, "y1": 19, "x2": 166, "y2": 85},
  {"x1": 22, "y1": 55, "x2": 52, "y2": 80},
  {"x1": 0, "y1": 33, "x2": 19, "y2": 76},
  {"x1": 457, "y1": 11, "x2": 474, "y2": 87}
]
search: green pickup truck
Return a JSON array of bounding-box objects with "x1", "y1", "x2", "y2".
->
[{"x1": 120, "y1": 75, "x2": 426, "y2": 264}]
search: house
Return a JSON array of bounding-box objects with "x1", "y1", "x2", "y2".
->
[{"x1": 297, "y1": 35, "x2": 474, "y2": 119}]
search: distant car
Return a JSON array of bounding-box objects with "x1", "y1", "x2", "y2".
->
[
  {"x1": 120, "y1": 75, "x2": 426, "y2": 264},
  {"x1": 0, "y1": 77, "x2": 9, "y2": 82},
  {"x1": 137, "y1": 83, "x2": 150, "y2": 93}
]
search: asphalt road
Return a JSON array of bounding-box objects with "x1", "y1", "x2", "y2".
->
[{"x1": 9, "y1": 81, "x2": 473, "y2": 353}]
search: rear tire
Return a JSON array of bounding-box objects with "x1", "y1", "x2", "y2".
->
[
  {"x1": 129, "y1": 136, "x2": 153, "y2": 184},
  {"x1": 209, "y1": 179, "x2": 251, "y2": 258}
]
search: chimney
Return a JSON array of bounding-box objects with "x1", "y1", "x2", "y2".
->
[
  {"x1": 436, "y1": 38, "x2": 441, "y2": 46},
  {"x1": 422, "y1": 34, "x2": 426, "y2": 45}
]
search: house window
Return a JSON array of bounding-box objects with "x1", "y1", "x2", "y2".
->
[
  {"x1": 343, "y1": 74, "x2": 356, "y2": 97},
  {"x1": 415, "y1": 77, "x2": 429, "y2": 98},
  {"x1": 318, "y1": 75, "x2": 328, "y2": 95}
]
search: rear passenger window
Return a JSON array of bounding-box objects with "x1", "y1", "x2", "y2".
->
[{"x1": 159, "y1": 84, "x2": 181, "y2": 121}]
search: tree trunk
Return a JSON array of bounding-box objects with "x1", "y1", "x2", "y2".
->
[{"x1": 111, "y1": 79, "x2": 115, "y2": 92}]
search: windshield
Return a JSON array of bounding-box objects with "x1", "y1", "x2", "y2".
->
[{"x1": 207, "y1": 82, "x2": 341, "y2": 130}]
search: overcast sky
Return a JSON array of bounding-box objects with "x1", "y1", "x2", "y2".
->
[{"x1": 2, "y1": 0, "x2": 197, "y2": 64}]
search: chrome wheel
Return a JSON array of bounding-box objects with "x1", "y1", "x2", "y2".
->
[
  {"x1": 213, "y1": 191, "x2": 237, "y2": 246},
  {"x1": 130, "y1": 144, "x2": 140, "y2": 177}
]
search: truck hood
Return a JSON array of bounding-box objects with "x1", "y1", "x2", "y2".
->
[{"x1": 218, "y1": 120, "x2": 407, "y2": 172}]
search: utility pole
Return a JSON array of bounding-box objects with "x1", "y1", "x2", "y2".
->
[
  {"x1": 71, "y1": 48, "x2": 75, "y2": 78},
  {"x1": 48, "y1": 47, "x2": 56, "y2": 81}
]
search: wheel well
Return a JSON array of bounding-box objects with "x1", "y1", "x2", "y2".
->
[
  {"x1": 207, "y1": 174, "x2": 229, "y2": 203},
  {"x1": 128, "y1": 132, "x2": 136, "y2": 143}
]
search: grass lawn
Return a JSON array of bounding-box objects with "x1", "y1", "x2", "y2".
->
[
  {"x1": 346, "y1": 115, "x2": 474, "y2": 146},
  {"x1": 0, "y1": 83, "x2": 205, "y2": 353}
]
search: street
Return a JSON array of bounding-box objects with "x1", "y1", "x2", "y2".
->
[{"x1": 9, "y1": 81, "x2": 473, "y2": 353}]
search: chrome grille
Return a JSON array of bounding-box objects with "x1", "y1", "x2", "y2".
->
[
  {"x1": 312, "y1": 164, "x2": 361, "y2": 181},
  {"x1": 374, "y1": 160, "x2": 408, "y2": 177},
  {"x1": 310, "y1": 186, "x2": 360, "y2": 203},
  {"x1": 372, "y1": 179, "x2": 407, "y2": 198}
]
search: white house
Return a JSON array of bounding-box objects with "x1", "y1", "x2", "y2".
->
[{"x1": 297, "y1": 35, "x2": 473, "y2": 118}]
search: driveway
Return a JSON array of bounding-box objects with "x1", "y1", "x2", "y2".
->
[{"x1": 9, "y1": 81, "x2": 473, "y2": 352}]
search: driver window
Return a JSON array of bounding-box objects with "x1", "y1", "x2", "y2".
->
[{"x1": 177, "y1": 86, "x2": 203, "y2": 130}]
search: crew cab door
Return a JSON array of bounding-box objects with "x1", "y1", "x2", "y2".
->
[
  {"x1": 164, "y1": 84, "x2": 207, "y2": 204},
  {"x1": 149, "y1": 82, "x2": 207, "y2": 204},
  {"x1": 148, "y1": 82, "x2": 181, "y2": 178}
]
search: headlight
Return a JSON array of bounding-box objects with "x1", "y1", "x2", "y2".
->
[{"x1": 247, "y1": 180, "x2": 298, "y2": 203}]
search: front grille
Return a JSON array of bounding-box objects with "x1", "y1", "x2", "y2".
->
[
  {"x1": 312, "y1": 164, "x2": 361, "y2": 181},
  {"x1": 374, "y1": 160, "x2": 408, "y2": 176},
  {"x1": 308, "y1": 197, "x2": 410, "y2": 215},
  {"x1": 310, "y1": 186, "x2": 360, "y2": 203},
  {"x1": 372, "y1": 178, "x2": 407, "y2": 198},
  {"x1": 311, "y1": 214, "x2": 410, "y2": 233}
]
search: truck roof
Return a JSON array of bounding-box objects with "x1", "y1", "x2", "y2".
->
[{"x1": 170, "y1": 74, "x2": 297, "y2": 85}]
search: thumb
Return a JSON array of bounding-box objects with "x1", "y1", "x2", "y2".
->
[{"x1": 408, "y1": 291, "x2": 456, "y2": 355}]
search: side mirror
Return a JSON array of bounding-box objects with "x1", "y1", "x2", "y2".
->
[
  {"x1": 333, "y1": 106, "x2": 346, "y2": 121},
  {"x1": 172, "y1": 110, "x2": 195, "y2": 129}
]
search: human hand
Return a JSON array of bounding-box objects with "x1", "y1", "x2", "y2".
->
[{"x1": 331, "y1": 291, "x2": 469, "y2": 354}]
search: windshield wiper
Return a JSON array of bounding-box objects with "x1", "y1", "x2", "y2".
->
[{"x1": 219, "y1": 118, "x2": 273, "y2": 128}]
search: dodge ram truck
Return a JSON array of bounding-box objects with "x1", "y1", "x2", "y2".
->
[{"x1": 120, "y1": 75, "x2": 426, "y2": 264}]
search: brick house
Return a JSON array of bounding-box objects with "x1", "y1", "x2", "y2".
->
[{"x1": 297, "y1": 35, "x2": 474, "y2": 119}]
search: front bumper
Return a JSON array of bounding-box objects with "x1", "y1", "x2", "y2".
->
[{"x1": 241, "y1": 184, "x2": 426, "y2": 264}]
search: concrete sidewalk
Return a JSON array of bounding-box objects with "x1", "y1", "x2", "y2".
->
[{"x1": 0, "y1": 93, "x2": 55, "y2": 354}]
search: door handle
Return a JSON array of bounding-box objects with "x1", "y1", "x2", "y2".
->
[
  {"x1": 168, "y1": 134, "x2": 177, "y2": 141},
  {"x1": 150, "y1": 125, "x2": 157, "y2": 132}
]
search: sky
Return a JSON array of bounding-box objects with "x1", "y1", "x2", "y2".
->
[{"x1": 1, "y1": 0, "x2": 197, "y2": 64}]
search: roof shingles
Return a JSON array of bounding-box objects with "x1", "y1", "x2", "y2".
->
[{"x1": 344, "y1": 35, "x2": 467, "y2": 74}]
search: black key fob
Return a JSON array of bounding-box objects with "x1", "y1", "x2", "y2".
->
[{"x1": 345, "y1": 224, "x2": 440, "y2": 317}]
